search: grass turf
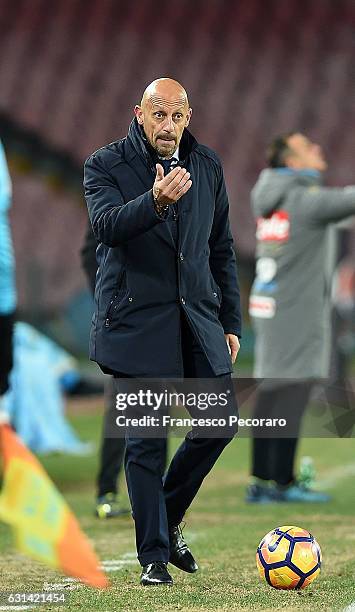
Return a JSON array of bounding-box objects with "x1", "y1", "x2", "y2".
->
[{"x1": 0, "y1": 407, "x2": 355, "y2": 611}]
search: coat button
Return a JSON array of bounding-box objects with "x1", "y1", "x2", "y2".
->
[
  {"x1": 128, "y1": 297, "x2": 133, "y2": 302},
  {"x1": 213, "y1": 292, "x2": 218, "y2": 298},
  {"x1": 181, "y1": 297, "x2": 186, "y2": 305},
  {"x1": 179, "y1": 252, "x2": 184, "y2": 261}
]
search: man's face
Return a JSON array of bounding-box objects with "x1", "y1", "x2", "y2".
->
[
  {"x1": 285, "y1": 133, "x2": 327, "y2": 171},
  {"x1": 135, "y1": 94, "x2": 192, "y2": 158}
]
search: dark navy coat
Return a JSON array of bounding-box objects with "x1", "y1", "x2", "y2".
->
[{"x1": 83, "y1": 118, "x2": 241, "y2": 377}]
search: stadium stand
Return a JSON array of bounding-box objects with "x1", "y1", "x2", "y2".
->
[
  {"x1": 9, "y1": 172, "x2": 86, "y2": 315},
  {"x1": 0, "y1": 0, "x2": 354, "y2": 317}
]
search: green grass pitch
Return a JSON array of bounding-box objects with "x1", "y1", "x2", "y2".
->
[{"x1": 0, "y1": 406, "x2": 355, "y2": 611}]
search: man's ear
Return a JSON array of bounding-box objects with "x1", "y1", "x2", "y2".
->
[
  {"x1": 185, "y1": 108, "x2": 192, "y2": 128},
  {"x1": 134, "y1": 105, "x2": 144, "y2": 125}
]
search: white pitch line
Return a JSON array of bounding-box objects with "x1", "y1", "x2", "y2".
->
[
  {"x1": 4, "y1": 532, "x2": 201, "y2": 609},
  {"x1": 43, "y1": 580, "x2": 79, "y2": 591},
  {"x1": 99, "y1": 532, "x2": 199, "y2": 573},
  {"x1": 120, "y1": 552, "x2": 137, "y2": 559},
  {"x1": 101, "y1": 552, "x2": 138, "y2": 572},
  {"x1": 315, "y1": 463, "x2": 355, "y2": 490},
  {"x1": 0, "y1": 535, "x2": 198, "y2": 610},
  {"x1": 101, "y1": 560, "x2": 138, "y2": 572},
  {"x1": 0, "y1": 607, "x2": 35, "y2": 611},
  {"x1": 101, "y1": 560, "x2": 126, "y2": 565}
]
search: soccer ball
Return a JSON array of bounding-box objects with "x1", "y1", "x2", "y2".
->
[{"x1": 256, "y1": 525, "x2": 322, "y2": 590}]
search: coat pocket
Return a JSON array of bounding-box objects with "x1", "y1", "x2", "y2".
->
[
  {"x1": 210, "y1": 275, "x2": 222, "y2": 306},
  {"x1": 104, "y1": 270, "x2": 128, "y2": 327}
]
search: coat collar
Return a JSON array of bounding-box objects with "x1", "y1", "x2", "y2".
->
[
  {"x1": 126, "y1": 117, "x2": 198, "y2": 167},
  {"x1": 124, "y1": 118, "x2": 197, "y2": 252}
]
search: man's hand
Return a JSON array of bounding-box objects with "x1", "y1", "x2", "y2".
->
[
  {"x1": 153, "y1": 163, "x2": 192, "y2": 207},
  {"x1": 224, "y1": 334, "x2": 240, "y2": 364}
]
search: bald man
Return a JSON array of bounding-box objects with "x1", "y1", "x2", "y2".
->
[{"x1": 84, "y1": 79, "x2": 241, "y2": 585}]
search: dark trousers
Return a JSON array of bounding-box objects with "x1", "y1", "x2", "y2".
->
[
  {"x1": 97, "y1": 376, "x2": 168, "y2": 496},
  {"x1": 96, "y1": 375, "x2": 126, "y2": 497},
  {"x1": 0, "y1": 312, "x2": 14, "y2": 396},
  {"x1": 120, "y1": 311, "x2": 238, "y2": 566},
  {"x1": 251, "y1": 382, "x2": 312, "y2": 485}
]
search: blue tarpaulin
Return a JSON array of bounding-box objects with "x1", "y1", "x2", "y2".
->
[{"x1": 4, "y1": 322, "x2": 92, "y2": 455}]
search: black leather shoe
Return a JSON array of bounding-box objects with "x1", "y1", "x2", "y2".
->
[
  {"x1": 140, "y1": 561, "x2": 173, "y2": 586},
  {"x1": 169, "y1": 523, "x2": 199, "y2": 573}
]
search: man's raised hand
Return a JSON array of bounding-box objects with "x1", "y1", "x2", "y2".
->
[{"x1": 153, "y1": 163, "x2": 192, "y2": 207}]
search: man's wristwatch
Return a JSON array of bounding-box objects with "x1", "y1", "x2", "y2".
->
[{"x1": 153, "y1": 194, "x2": 169, "y2": 218}]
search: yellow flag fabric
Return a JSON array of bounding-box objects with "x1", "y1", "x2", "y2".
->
[{"x1": 0, "y1": 423, "x2": 108, "y2": 588}]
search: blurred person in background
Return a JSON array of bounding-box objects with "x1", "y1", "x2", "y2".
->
[
  {"x1": 84, "y1": 78, "x2": 241, "y2": 585},
  {"x1": 0, "y1": 140, "x2": 16, "y2": 414},
  {"x1": 81, "y1": 223, "x2": 169, "y2": 518},
  {"x1": 247, "y1": 132, "x2": 355, "y2": 503},
  {"x1": 0, "y1": 139, "x2": 89, "y2": 453},
  {"x1": 325, "y1": 254, "x2": 355, "y2": 415}
]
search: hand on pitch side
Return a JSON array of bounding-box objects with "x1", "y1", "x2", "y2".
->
[{"x1": 225, "y1": 334, "x2": 240, "y2": 364}]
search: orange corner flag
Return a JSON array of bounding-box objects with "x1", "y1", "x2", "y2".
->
[{"x1": 0, "y1": 422, "x2": 108, "y2": 588}]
